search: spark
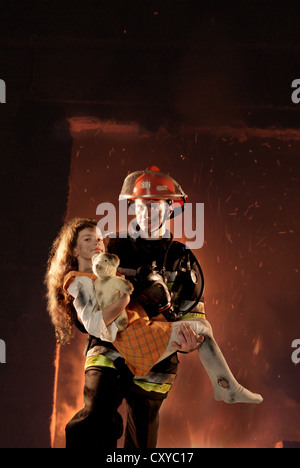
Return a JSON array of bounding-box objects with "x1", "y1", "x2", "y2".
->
[
  {"x1": 256, "y1": 236, "x2": 266, "y2": 246},
  {"x1": 226, "y1": 232, "x2": 233, "y2": 244},
  {"x1": 253, "y1": 337, "x2": 262, "y2": 356}
]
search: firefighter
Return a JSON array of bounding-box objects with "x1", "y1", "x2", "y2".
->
[{"x1": 65, "y1": 167, "x2": 205, "y2": 448}]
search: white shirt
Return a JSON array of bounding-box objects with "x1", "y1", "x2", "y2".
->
[{"x1": 67, "y1": 276, "x2": 118, "y2": 342}]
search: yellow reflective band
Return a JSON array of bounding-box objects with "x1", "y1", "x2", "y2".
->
[
  {"x1": 85, "y1": 354, "x2": 116, "y2": 370},
  {"x1": 180, "y1": 312, "x2": 206, "y2": 320},
  {"x1": 133, "y1": 380, "x2": 172, "y2": 394},
  {"x1": 85, "y1": 355, "x2": 173, "y2": 394}
]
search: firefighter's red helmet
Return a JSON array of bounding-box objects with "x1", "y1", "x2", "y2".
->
[
  {"x1": 119, "y1": 166, "x2": 187, "y2": 203},
  {"x1": 119, "y1": 166, "x2": 188, "y2": 218}
]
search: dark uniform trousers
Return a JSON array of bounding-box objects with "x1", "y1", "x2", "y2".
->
[{"x1": 65, "y1": 357, "x2": 176, "y2": 449}]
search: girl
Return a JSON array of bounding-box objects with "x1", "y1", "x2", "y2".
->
[
  {"x1": 55, "y1": 219, "x2": 263, "y2": 405},
  {"x1": 45, "y1": 217, "x2": 130, "y2": 346}
]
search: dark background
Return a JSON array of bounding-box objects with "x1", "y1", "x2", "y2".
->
[{"x1": 0, "y1": 0, "x2": 299, "y2": 448}]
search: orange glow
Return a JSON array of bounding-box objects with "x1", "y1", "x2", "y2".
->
[
  {"x1": 51, "y1": 120, "x2": 300, "y2": 448},
  {"x1": 50, "y1": 344, "x2": 60, "y2": 448},
  {"x1": 68, "y1": 117, "x2": 142, "y2": 136},
  {"x1": 51, "y1": 335, "x2": 86, "y2": 448}
]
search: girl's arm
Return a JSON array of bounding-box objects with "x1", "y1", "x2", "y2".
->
[
  {"x1": 67, "y1": 276, "x2": 121, "y2": 342},
  {"x1": 102, "y1": 293, "x2": 130, "y2": 326}
]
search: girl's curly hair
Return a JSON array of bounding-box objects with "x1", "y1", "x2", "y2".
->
[{"x1": 45, "y1": 217, "x2": 97, "y2": 344}]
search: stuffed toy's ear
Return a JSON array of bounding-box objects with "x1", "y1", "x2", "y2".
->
[{"x1": 111, "y1": 254, "x2": 120, "y2": 268}]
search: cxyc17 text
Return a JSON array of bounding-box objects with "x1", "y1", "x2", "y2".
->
[{"x1": 150, "y1": 452, "x2": 194, "y2": 463}]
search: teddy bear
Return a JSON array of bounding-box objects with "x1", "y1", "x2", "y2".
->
[{"x1": 92, "y1": 252, "x2": 134, "y2": 331}]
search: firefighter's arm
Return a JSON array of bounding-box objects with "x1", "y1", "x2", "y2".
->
[
  {"x1": 172, "y1": 323, "x2": 204, "y2": 353},
  {"x1": 67, "y1": 276, "x2": 119, "y2": 342},
  {"x1": 172, "y1": 247, "x2": 205, "y2": 352}
]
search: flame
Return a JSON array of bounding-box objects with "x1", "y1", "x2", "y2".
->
[
  {"x1": 50, "y1": 335, "x2": 86, "y2": 448},
  {"x1": 50, "y1": 344, "x2": 60, "y2": 448}
]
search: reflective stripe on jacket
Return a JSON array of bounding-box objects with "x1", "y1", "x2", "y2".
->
[{"x1": 85, "y1": 347, "x2": 177, "y2": 395}]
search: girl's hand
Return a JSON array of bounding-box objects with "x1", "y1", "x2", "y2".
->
[{"x1": 117, "y1": 292, "x2": 131, "y2": 309}]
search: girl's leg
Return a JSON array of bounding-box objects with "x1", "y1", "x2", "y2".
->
[{"x1": 160, "y1": 319, "x2": 263, "y2": 405}]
